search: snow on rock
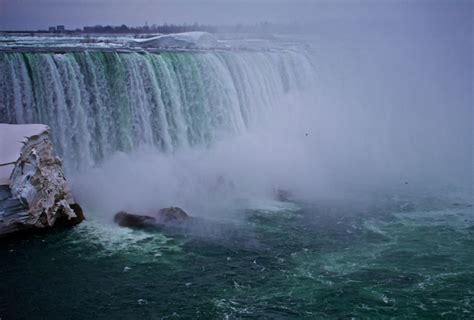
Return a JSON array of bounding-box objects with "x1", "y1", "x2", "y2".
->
[
  {"x1": 0, "y1": 124, "x2": 84, "y2": 236},
  {"x1": 132, "y1": 32, "x2": 219, "y2": 49},
  {"x1": 0, "y1": 124, "x2": 48, "y2": 185}
]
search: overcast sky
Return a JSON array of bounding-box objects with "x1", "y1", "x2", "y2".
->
[{"x1": 0, "y1": 0, "x2": 472, "y2": 34}]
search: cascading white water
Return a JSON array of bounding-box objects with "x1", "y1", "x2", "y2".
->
[{"x1": 0, "y1": 49, "x2": 315, "y2": 171}]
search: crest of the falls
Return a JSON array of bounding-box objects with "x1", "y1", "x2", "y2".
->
[{"x1": 0, "y1": 49, "x2": 315, "y2": 171}]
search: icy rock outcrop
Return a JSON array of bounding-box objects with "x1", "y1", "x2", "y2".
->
[
  {"x1": 133, "y1": 32, "x2": 218, "y2": 49},
  {"x1": 0, "y1": 124, "x2": 84, "y2": 236}
]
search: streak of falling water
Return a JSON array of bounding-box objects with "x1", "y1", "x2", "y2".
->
[{"x1": 0, "y1": 50, "x2": 315, "y2": 171}]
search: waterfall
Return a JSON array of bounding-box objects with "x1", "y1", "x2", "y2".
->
[{"x1": 0, "y1": 50, "x2": 315, "y2": 171}]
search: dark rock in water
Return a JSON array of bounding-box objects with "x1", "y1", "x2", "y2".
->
[
  {"x1": 274, "y1": 188, "x2": 292, "y2": 202},
  {"x1": 55, "y1": 203, "x2": 85, "y2": 228},
  {"x1": 114, "y1": 207, "x2": 189, "y2": 230},
  {"x1": 114, "y1": 211, "x2": 157, "y2": 229},
  {"x1": 157, "y1": 207, "x2": 189, "y2": 223}
]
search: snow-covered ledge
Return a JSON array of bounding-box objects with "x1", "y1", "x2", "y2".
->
[{"x1": 0, "y1": 124, "x2": 84, "y2": 236}]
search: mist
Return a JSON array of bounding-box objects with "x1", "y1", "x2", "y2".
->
[
  {"x1": 61, "y1": 0, "x2": 473, "y2": 218},
  {"x1": 72, "y1": 44, "x2": 471, "y2": 218}
]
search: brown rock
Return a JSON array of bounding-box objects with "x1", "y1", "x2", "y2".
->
[
  {"x1": 54, "y1": 203, "x2": 85, "y2": 228},
  {"x1": 114, "y1": 207, "x2": 189, "y2": 230}
]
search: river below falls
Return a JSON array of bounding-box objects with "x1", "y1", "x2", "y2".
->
[{"x1": 0, "y1": 190, "x2": 473, "y2": 319}]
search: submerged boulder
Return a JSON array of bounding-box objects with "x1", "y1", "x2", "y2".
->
[
  {"x1": 114, "y1": 211, "x2": 157, "y2": 229},
  {"x1": 114, "y1": 207, "x2": 189, "y2": 229},
  {"x1": 273, "y1": 188, "x2": 293, "y2": 202},
  {"x1": 0, "y1": 124, "x2": 84, "y2": 236}
]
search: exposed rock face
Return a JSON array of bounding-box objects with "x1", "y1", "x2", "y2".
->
[
  {"x1": 114, "y1": 207, "x2": 189, "y2": 230},
  {"x1": 0, "y1": 124, "x2": 84, "y2": 236}
]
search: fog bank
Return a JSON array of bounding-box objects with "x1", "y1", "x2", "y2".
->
[{"x1": 72, "y1": 1, "x2": 472, "y2": 217}]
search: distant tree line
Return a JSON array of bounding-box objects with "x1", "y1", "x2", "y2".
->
[
  {"x1": 80, "y1": 22, "x2": 308, "y2": 35},
  {"x1": 1, "y1": 22, "x2": 308, "y2": 35},
  {"x1": 82, "y1": 23, "x2": 217, "y2": 34}
]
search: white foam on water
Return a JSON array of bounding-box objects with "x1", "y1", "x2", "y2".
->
[{"x1": 68, "y1": 218, "x2": 182, "y2": 260}]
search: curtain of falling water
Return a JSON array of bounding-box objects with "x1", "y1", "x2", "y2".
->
[{"x1": 0, "y1": 50, "x2": 315, "y2": 171}]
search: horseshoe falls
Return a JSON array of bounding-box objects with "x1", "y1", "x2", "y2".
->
[
  {"x1": 0, "y1": 28, "x2": 472, "y2": 320},
  {"x1": 0, "y1": 50, "x2": 314, "y2": 170}
]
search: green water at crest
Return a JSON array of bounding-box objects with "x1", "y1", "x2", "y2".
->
[{"x1": 0, "y1": 194, "x2": 472, "y2": 319}]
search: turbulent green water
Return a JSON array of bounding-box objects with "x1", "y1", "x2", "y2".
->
[{"x1": 1, "y1": 192, "x2": 472, "y2": 319}]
